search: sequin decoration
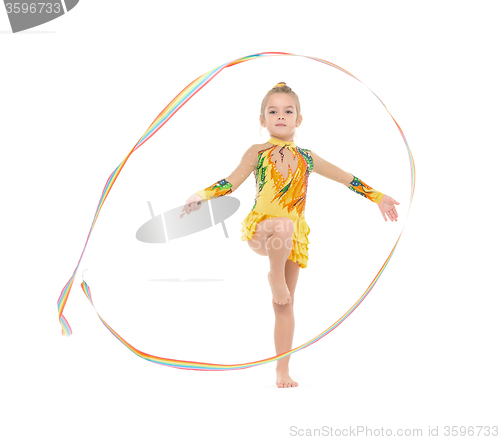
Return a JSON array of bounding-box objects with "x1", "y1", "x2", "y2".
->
[
  {"x1": 196, "y1": 178, "x2": 233, "y2": 201},
  {"x1": 348, "y1": 175, "x2": 384, "y2": 204},
  {"x1": 251, "y1": 137, "x2": 313, "y2": 218}
]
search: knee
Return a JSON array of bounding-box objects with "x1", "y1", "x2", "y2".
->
[
  {"x1": 273, "y1": 301, "x2": 295, "y2": 315},
  {"x1": 248, "y1": 238, "x2": 267, "y2": 256}
]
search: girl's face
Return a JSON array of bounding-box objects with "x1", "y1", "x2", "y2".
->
[{"x1": 261, "y1": 93, "x2": 302, "y2": 141}]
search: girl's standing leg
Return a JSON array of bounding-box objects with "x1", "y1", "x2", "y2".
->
[
  {"x1": 272, "y1": 258, "x2": 300, "y2": 388},
  {"x1": 247, "y1": 217, "x2": 300, "y2": 388}
]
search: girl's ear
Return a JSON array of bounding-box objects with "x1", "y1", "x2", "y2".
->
[
  {"x1": 259, "y1": 115, "x2": 266, "y2": 127},
  {"x1": 296, "y1": 114, "x2": 303, "y2": 127}
]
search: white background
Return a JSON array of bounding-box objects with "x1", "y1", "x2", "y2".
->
[{"x1": 1, "y1": 1, "x2": 498, "y2": 439}]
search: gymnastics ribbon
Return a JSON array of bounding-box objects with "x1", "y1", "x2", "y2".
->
[{"x1": 57, "y1": 52, "x2": 415, "y2": 371}]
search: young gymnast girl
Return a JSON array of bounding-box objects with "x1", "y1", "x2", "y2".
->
[{"x1": 180, "y1": 82, "x2": 400, "y2": 388}]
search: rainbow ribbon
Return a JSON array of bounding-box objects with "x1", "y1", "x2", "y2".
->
[{"x1": 58, "y1": 51, "x2": 415, "y2": 370}]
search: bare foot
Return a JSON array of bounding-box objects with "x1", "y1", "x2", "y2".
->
[
  {"x1": 268, "y1": 271, "x2": 292, "y2": 305},
  {"x1": 276, "y1": 368, "x2": 298, "y2": 388}
]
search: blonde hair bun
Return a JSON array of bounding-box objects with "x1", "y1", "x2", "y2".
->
[{"x1": 268, "y1": 82, "x2": 288, "y2": 92}]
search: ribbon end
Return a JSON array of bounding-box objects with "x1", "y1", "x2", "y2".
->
[{"x1": 60, "y1": 314, "x2": 73, "y2": 337}]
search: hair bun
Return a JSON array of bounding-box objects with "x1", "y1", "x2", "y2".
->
[{"x1": 267, "y1": 82, "x2": 288, "y2": 93}]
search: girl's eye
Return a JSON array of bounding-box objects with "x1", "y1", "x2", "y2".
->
[{"x1": 286, "y1": 110, "x2": 293, "y2": 114}]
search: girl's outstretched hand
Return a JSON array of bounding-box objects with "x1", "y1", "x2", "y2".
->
[
  {"x1": 378, "y1": 194, "x2": 400, "y2": 222},
  {"x1": 180, "y1": 193, "x2": 204, "y2": 218}
]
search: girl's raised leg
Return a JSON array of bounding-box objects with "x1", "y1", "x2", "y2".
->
[{"x1": 247, "y1": 217, "x2": 295, "y2": 305}]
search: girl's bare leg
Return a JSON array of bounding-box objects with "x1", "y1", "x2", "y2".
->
[
  {"x1": 247, "y1": 218, "x2": 300, "y2": 388},
  {"x1": 247, "y1": 217, "x2": 294, "y2": 305},
  {"x1": 273, "y1": 258, "x2": 300, "y2": 388}
]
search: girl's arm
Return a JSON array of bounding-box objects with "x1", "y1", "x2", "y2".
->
[
  {"x1": 195, "y1": 144, "x2": 258, "y2": 202},
  {"x1": 309, "y1": 150, "x2": 384, "y2": 205}
]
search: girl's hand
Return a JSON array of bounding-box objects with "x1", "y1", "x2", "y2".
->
[
  {"x1": 378, "y1": 194, "x2": 400, "y2": 222},
  {"x1": 180, "y1": 193, "x2": 204, "y2": 218}
]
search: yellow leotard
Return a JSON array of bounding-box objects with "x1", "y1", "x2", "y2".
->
[{"x1": 196, "y1": 136, "x2": 384, "y2": 269}]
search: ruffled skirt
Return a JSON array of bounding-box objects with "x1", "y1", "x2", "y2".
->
[{"x1": 240, "y1": 210, "x2": 310, "y2": 269}]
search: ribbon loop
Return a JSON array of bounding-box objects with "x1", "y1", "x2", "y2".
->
[{"x1": 57, "y1": 52, "x2": 414, "y2": 370}]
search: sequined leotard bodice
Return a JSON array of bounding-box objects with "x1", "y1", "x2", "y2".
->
[
  {"x1": 251, "y1": 137, "x2": 313, "y2": 220},
  {"x1": 196, "y1": 136, "x2": 384, "y2": 269}
]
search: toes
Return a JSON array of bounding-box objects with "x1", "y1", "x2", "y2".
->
[{"x1": 277, "y1": 376, "x2": 298, "y2": 388}]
